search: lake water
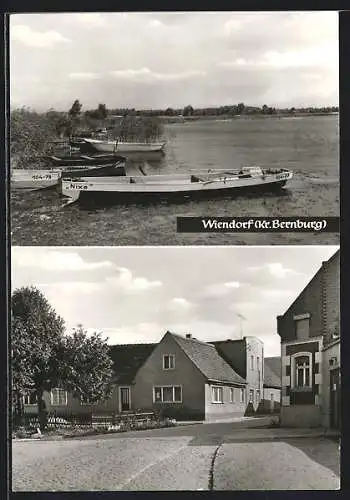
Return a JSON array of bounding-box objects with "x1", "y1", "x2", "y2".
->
[{"x1": 11, "y1": 115, "x2": 339, "y2": 246}]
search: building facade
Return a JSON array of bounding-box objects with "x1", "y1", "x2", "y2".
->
[
  {"x1": 212, "y1": 337, "x2": 264, "y2": 413},
  {"x1": 133, "y1": 331, "x2": 247, "y2": 421},
  {"x1": 277, "y1": 250, "x2": 340, "y2": 428},
  {"x1": 262, "y1": 357, "x2": 281, "y2": 413}
]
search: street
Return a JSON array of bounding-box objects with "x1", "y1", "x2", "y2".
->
[{"x1": 12, "y1": 422, "x2": 340, "y2": 491}]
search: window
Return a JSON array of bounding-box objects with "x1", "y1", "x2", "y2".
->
[
  {"x1": 291, "y1": 352, "x2": 312, "y2": 389},
  {"x1": 50, "y1": 388, "x2": 67, "y2": 406},
  {"x1": 212, "y1": 386, "x2": 223, "y2": 403},
  {"x1": 256, "y1": 390, "x2": 261, "y2": 403},
  {"x1": 240, "y1": 388, "x2": 245, "y2": 403},
  {"x1": 229, "y1": 388, "x2": 235, "y2": 403},
  {"x1": 80, "y1": 396, "x2": 93, "y2": 405},
  {"x1": 250, "y1": 355, "x2": 254, "y2": 370},
  {"x1": 257, "y1": 356, "x2": 260, "y2": 371},
  {"x1": 153, "y1": 386, "x2": 182, "y2": 403},
  {"x1": 23, "y1": 392, "x2": 37, "y2": 405},
  {"x1": 163, "y1": 354, "x2": 175, "y2": 370},
  {"x1": 249, "y1": 389, "x2": 254, "y2": 403},
  {"x1": 294, "y1": 314, "x2": 310, "y2": 340}
]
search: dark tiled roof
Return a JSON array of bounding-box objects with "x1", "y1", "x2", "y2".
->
[
  {"x1": 264, "y1": 357, "x2": 281, "y2": 388},
  {"x1": 108, "y1": 343, "x2": 156, "y2": 384},
  {"x1": 169, "y1": 332, "x2": 246, "y2": 385}
]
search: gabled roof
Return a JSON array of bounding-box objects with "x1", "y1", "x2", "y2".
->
[
  {"x1": 169, "y1": 332, "x2": 246, "y2": 385},
  {"x1": 108, "y1": 343, "x2": 156, "y2": 384},
  {"x1": 264, "y1": 357, "x2": 281, "y2": 388}
]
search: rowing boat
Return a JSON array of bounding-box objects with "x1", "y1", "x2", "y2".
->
[
  {"x1": 11, "y1": 163, "x2": 126, "y2": 191},
  {"x1": 60, "y1": 166, "x2": 293, "y2": 205},
  {"x1": 72, "y1": 138, "x2": 166, "y2": 154}
]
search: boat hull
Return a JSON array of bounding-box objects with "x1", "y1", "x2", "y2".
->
[
  {"x1": 11, "y1": 164, "x2": 126, "y2": 191},
  {"x1": 78, "y1": 138, "x2": 165, "y2": 153},
  {"x1": 60, "y1": 170, "x2": 293, "y2": 205},
  {"x1": 46, "y1": 154, "x2": 126, "y2": 166}
]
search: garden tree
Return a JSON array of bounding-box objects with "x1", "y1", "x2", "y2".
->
[
  {"x1": 57, "y1": 325, "x2": 114, "y2": 404},
  {"x1": 12, "y1": 287, "x2": 66, "y2": 430},
  {"x1": 12, "y1": 287, "x2": 115, "y2": 430},
  {"x1": 68, "y1": 99, "x2": 82, "y2": 118},
  {"x1": 183, "y1": 105, "x2": 194, "y2": 116},
  {"x1": 11, "y1": 316, "x2": 36, "y2": 426},
  {"x1": 164, "y1": 107, "x2": 175, "y2": 116}
]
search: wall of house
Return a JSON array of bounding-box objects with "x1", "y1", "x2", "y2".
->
[
  {"x1": 204, "y1": 384, "x2": 246, "y2": 421},
  {"x1": 277, "y1": 251, "x2": 339, "y2": 343},
  {"x1": 280, "y1": 337, "x2": 323, "y2": 427},
  {"x1": 321, "y1": 340, "x2": 340, "y2": 428},
  {"x1": 262, "y1": 387, "x2": 281, "y2": 413},
  {"x1": 245, "y1": 337, "x2": 264, "y2": 413},
  {"x1": 24, "y1": 386, "x2": 120, "y2": 415},
  {"x1": 133, "y1": 333, "x2": 206, "y2": 420}
]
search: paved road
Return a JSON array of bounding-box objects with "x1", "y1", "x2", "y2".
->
[{"x1": 12, "y1": 424, "x2": 340, "y2": 491}]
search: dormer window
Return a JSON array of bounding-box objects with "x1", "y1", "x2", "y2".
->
[{"x1": 163, "y1": 354, "x2": 175, "y2": 370}]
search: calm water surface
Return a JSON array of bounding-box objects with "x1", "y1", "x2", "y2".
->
[{"x1": 11, "y1": 115, "x2": 339, "y2": 246}]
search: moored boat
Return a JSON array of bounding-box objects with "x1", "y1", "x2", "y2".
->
[
  {"x1": 12, "y1": 163, "x2": 126, "y2": 191},
  {"x1": 45, "y1": 153, "x2": 126, "y2": 167},
  {"x1": 73, "y1": 138, "x2": 166, "y2": 154},
  {"x1": 60, "y1": 166, "x2": 293, "y2": 205}
]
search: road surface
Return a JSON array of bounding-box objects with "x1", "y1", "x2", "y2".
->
[{"x1": 12, "y1": 423, "x2": 340, "y2": 491}]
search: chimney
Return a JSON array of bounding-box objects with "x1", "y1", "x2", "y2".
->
[{"x1": 186, "y1": 334, "x2": 192, "y2": 339}]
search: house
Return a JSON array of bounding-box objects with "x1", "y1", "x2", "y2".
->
[
  {"x1": 262, "y1": 357, "x2": 281, "y2": 413},
  {"x1": 211, "y1": 337, "x2": 264, "y2": 413},
  {"x1": 23, "y1": 343, "x2": 157, "y2": 416},
  {"x1": 132, "y1": 331, "x2": 247, "y2": 421},
  {"x1": 277, "y1": 249, "x2": 340, "y2": 428}
]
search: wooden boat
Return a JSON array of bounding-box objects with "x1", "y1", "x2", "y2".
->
[
  {"x1": 11, "y1": 163, "x2": 126, "y2": 191},
  {"x1": 60, "y1": 166, "x2": 293, "y2": 205},
  {"x1": 45, "y1": 153, "x2": 126, "y2": 167},
  {"x1": 73, "y1": 137, "x2": 166, "y2": 153}
]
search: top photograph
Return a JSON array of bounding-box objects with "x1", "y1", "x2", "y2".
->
[{"x1": 9, "y1": 11, "x2": 339, "y2": 246}]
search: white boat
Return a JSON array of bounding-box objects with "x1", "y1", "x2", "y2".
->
[
  {"x1": 11, "y1": 169, "x2": 62, "y2": 190},
  {"x1": 11, "y1": 163, "x2": 126, "y2": 191},
  {"x1": 76, "y1": 138, "x2": 166, "y2": 153},
  {"x1": 60, "y1": 166, "x2": 293, "y2": 205}
]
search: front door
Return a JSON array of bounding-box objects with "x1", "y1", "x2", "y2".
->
[
  {"x1": 119, "y1": 387, "x2": 131, "y2": 412},
  {"x1": 330, "y1": 368, "x2": 340, "y2": 429}
]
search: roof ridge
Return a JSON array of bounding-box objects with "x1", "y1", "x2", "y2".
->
[{"x1": 168, "y1": 331, "x2": 216, "y2": 348}]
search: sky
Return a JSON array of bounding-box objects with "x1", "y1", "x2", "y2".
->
[
  {"x1": 11, "y1": 245, "x2": 339, "y2": 357},
  {"x1": 9, "y1": 11, "x2": 338, "y2": 111}
]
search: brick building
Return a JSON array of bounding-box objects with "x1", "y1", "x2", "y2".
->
[{"x1": 277, "y1": 249, "x2": 340, "y2": 428}]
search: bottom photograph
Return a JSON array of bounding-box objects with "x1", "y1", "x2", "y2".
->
[{"x1": 11, "y1": 245, "x2": 340, "y2": 491}]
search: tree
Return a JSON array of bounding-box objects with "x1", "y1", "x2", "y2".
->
[
  {"x1": 58, "y1": 325, "x2": 114, "y2": 404},
  {"x1": 96, "y1": 103, "x2": 108, "y2": 120},
  {"x1": 12, "y1": 287, "x2": 65, "y2": 430},
  {"x1": 183, "y1": 105, "x2": 194, "y2": 116},
  {"x1": 68, "y1": 99, "x2": 82, "y2": 118},
  {"x1": 11, "y1": 287, "x2": 114, "y2": 430},
  {"x1": 236, "y1": 102, "x2": 245, "y2": 115}
]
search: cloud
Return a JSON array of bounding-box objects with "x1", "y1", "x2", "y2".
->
[
  {"x1": 106, "y1": 267, "x2": 162, "y2": 293},
  {"x1": 71, "y1": 13, "x2": 106, "y2": 28},
  {"x1": 11, "y1": 24, "x2": 70, "y2": 48},
  {"x1": 168, "y1": 297, "x2": 194, "y2": 309},
  {"x1": 35, "y1": 281, "x2": 101, "y2": 295},
  {"x1": 202, "y1": 281, "x2": 240, "y2": 298},
  {"x1": 69, "y1": 72, "x2": 101, "y2": 80},
  {"x1": 109, "y1": 67, "x2": 206, "y2": 83},
  {"x1": 247, "y1": 262, "x2": 302, "y2": 279},
  {"x1": 11, "y1": 248, "x2": 114, "y2": 272}
]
